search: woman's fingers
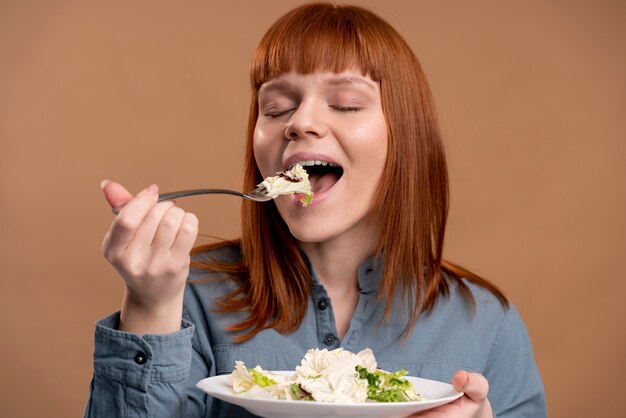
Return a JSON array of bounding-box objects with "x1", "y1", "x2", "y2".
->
[
  {"x1": 105, "y1": 185, "x2": 160, "y2": 250},
  {"x1": 452, "y1": 370, "x2": 489, "y2": 403},
  {"x1": 409, "y1": 371, "x2": 491, "y2": 417},
  {"x1": 151, "y1": 205, "x2": 187, "y2": 251},
  {"x1": 171, "y1": 212, "x2": 199, "y2": 258},
  {"x1": 124, "y1": 200, "x2": 176, "y2": 256}
]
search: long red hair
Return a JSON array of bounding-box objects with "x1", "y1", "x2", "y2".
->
[{"x1": 193, "y1": 2, "x2": 507, "y2": 342}]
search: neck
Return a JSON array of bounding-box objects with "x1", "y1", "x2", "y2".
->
[{"x1": 299, "y1": 228, "x2": 378, "y2": 291}]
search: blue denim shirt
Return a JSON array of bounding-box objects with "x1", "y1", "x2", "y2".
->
[{"x1": 84, "y1": 247, "x2": 546, "y2": 417}]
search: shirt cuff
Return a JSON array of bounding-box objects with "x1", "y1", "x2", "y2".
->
[{"x1": 93, "y1": 312, "x2": 195, "y2": 390}]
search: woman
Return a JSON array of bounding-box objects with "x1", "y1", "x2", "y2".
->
[{"x1": 86, "y1": 3, "x2": 546, "y2": 417}]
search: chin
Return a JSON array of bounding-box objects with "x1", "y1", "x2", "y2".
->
[
  {"x1": 286, "y1": 224, "x2": 332, "y2": 244},
  {"x1": 278, "y1": 201, "x2": 374, "y2": 245},
  {"x1": 281, "y1": 214, "x2": 343, "y2": 243}
]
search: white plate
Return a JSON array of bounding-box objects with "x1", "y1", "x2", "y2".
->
[{"x1": 196, "y1": 372, "x2": 463, "y2": 418}]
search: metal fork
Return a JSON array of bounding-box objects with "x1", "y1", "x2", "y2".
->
[
  {"x1": 112, "y1": 186, "x2": 271, "y2": 214},
  {"x1": 157, "y1": 186, "x2": 271, "y2": 203}
]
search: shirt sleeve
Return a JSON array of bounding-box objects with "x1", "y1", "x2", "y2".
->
[
  {"x1": 83, "y1": 312, "x2": 206, "y2": 417},
  {"x1": 484, "y1": 305, "x2": 547, "y2": 418}
]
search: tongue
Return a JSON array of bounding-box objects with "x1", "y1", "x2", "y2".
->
[{"x1": 309, "y1": 172, "x2": 341, "y2": 193}]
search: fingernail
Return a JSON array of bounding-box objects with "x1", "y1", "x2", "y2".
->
[
  {"x1": 462, "y1": 373, "x2": 470, "y2": 389},
  {"x1": 100, "y1": 179, "x2": 110, "y2": 190},
  {"x1": 147, "y1": 184, "x2": 159, "y2": 194}
]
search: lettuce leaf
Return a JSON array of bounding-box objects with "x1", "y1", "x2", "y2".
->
[
  {"x1": 249, "y1": 368, "x2": 278, "y2": 387},
  {"x1": 356, "y1": 366, "x2": 421, "y2": 402}
]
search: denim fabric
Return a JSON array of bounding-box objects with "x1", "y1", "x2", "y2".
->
[{"x1": 84, "y1": 247, "x2": 546, "y2": 417}]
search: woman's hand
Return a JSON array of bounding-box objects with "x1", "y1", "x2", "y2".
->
[
  {"x1": 410, "y1": 370, "x2": 492, "y2": 417},
  {"x1": 100, "y1": 180, "x2": 199, "y2": 335}
]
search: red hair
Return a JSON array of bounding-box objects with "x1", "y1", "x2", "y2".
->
[{"x1": 193, "y1": 2, "x2": 507, "y2": 342}]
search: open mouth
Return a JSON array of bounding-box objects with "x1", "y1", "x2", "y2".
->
[{"x1": 289, "y1": 160, "x2": 343, "y2": 194}]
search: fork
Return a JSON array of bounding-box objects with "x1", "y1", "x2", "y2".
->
[{"x1": 112, "y1": 186, "x2": 271, "y2": 214}]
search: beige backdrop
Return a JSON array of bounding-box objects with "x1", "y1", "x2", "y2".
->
[{"x1": 1, "y1": 1, "x2": 624, "y2": 417}]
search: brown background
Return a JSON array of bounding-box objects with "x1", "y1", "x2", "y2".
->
[{"x1": 1, "y1": 1, "x2": 624, "y2": 417}]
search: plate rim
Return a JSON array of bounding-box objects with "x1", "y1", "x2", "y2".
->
[{"x1": 196, "y1": 372, "x2": 463, "y2": 410}]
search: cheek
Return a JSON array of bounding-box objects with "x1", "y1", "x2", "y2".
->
[
  {"x1": 371, "y1": 119, "x2": 389, "y2": 165},
  {"x1": 252, "y1": 122, "x2": 266, "y2": 155},
  {"x1": 252, "y1": 124, "x2": 276, "y2": 177},
  {"x1": 351, "y1": 122, "x2": 388, "y2": 169}
]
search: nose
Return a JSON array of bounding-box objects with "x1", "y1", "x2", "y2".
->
[{"x1": 284, "y1": 100, "x2": 327, "y2": 140}]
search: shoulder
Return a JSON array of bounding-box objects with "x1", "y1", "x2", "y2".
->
[
  {"x1": 380, "y1": 276, "x2": 532, "y2": 382},
  {"x1": 442, "y1": 277, "x2": 536, "y2": 362},
  {"x1": 441, "y1": 275, "x2": 510, "y2": 320},
  {"x1": 422, "y1": 275, "x2": 523, "y2": 354}
]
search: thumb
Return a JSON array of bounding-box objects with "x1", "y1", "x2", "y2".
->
[
  {"x1": 452, "y1": 370, "x2": 489, "y2": 403},
  {"x1": 100, "y1": 179, "x2": 134, "y2": 209}
]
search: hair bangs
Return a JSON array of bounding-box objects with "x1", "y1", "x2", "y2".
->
[{"x1": 250, "y1": 4, "x2": 387, "y2": 89}]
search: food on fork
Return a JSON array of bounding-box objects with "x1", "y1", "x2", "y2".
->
[
  {"x1": 228, "y1": 348, "x2": 423, "y2": 403},
  {"x1": 259, "y1": 164, "x2": 314, "y2": 206}
]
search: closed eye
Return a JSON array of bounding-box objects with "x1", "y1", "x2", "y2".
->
[
  {"x1": 264, "y1": 108, "x2": 296, "y2": 118},
  {"x1": 331, "y1": 105, "x2": 362, "y2": 112}
]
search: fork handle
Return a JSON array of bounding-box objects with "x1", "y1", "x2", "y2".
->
[
  {"x1": 111, "y1": 189, "x2": 246, "y2": 215},
  {"x1": 157, "y1": 189, "x2": 245, "y2": 202}
]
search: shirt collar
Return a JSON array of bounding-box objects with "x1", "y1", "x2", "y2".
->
[{"x1": 357, "y1": 256, "x2": 381, "y2": 294}]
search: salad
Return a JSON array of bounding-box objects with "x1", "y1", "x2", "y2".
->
[
  {"x1": 228, "y1": 348, "x2": 423, "y2": 403},
  {"x1": 259, "y1": 164, "x2": 314, "y2": 206}
]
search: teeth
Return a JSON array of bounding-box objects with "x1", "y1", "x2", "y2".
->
[{"x1": 290, "y1": 160, "x2": 338, "y2": 170}]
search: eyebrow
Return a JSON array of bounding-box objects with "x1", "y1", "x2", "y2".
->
[
  {"x1": 259, "y1": 80, "x2": 292, "y2": 94},
  {"x1": 325, "y1": 75, "x2": 376, "y2": 91},
  {"x1": 259, "y1": 75, "x2": 377, "y2": 94}
]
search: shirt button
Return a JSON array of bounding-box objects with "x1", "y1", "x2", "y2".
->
[
  {"x1": 133, "y1": 352, "x2": 148, "y2": 365},
  {"x1": 317, "y1": 298, "x2": 328, "y2": 310},
  {"x1": 323, "y1": 334, "x2": 336, "y2": 346}
]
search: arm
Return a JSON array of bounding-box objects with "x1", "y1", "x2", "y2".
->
[
  {"x1": 83, "y1": 313, "x2": 203, "y2": 417},
  {"x1": 482, "y1": 305, "x2": 546, "y2": 417},
  {"x1": 85, "y1": 180, "x2": 204, "y2": 416}
]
